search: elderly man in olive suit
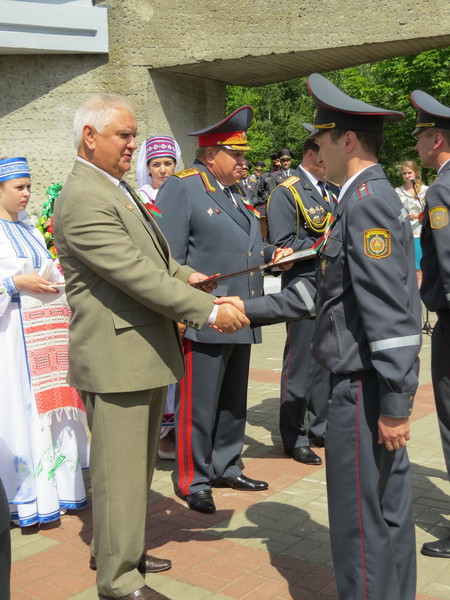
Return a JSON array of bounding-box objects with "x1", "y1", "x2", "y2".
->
[{"x1": 53, "y1": 93, "x2": 248, "y2": 600}]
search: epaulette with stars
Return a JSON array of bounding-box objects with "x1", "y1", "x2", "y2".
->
[
  {"x1": 280, "y1": 176, "x2": 300, "y2": 188},
  {"x1": 356, "y1": 182, "x2": 374, "y2": 199},
  {"x1": 173, "y1": 167, "x2": 216, "y2": 192}
]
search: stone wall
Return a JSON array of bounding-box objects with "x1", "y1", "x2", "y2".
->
[{"x1": 1, "y1": 0, "x2": 449, "y2": 213}]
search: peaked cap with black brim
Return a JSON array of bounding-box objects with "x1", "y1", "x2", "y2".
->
[
  {"x1": 304, "y1": 73, "x2": 404, "y2": 134},
  {"x1": 411, "y1": 90, "x2": 450, "y2": 135},
  {"x1": 188, "y1": 105, "x2": 253, "y2": 150}
]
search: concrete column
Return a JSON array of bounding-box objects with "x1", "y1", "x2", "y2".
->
[{"x1": 147, "y1": 71, "x2": 226, "y2": 168}]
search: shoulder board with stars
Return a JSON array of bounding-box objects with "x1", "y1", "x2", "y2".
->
[
  {"x1": 280, "y1": 176, "x2": 300, "y2": 188},
  {"x1": 356, "y1": 182, "x2": 374, "y2": 199},
  {"x1": 173, "y1": 167, "x2": 200, "y2": 179},
  {"x1": 173, "y1": 167, "x2": 216, "y2": 192}
]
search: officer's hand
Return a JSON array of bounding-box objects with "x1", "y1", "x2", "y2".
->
[
  {"x1": 269, "y1": 247, "x2": 295, "y2": 271},
  {"x1": 188, "y1": 271, "x2": 218, "y2": 293},
  {"x1": 377, "y1": 415, "x2": 411, "y2": 451},
  {"x1": 177, "y1": 322, "x2": 187, "y2": 339},
  {"x1": 212, "y1": 303, "x2": 249, "y2": 334},
  {"x1": 214, "y1": 296, "x2": 245, "y2": 314}
]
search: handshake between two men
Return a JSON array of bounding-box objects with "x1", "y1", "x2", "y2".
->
[{"x1": 188, "y1": 247, "x2": 318, "y2": 335}]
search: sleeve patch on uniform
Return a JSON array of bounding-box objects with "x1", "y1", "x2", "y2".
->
[
  {"x1": 364, "y1": 228, "x2": 391, "y2": 259},
  {"x1": 429, "y1": 206, "x2": 448, "y2": 229}
]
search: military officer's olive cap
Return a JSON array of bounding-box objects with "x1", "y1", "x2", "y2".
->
[
  {"x1": 411, "y1": 90, "x2": 450, "y2": 135},
  {"x1": 188, "y1": 105, "x2": 253, "y2": 150},
  {"x1": 254, "y1": 161, "x2": 266, "y2": 168},
  {"x1": 305, "y1": 73, "x2": 404, "y2": 134}
]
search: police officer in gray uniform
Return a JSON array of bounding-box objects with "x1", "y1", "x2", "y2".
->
[
  {"x1": 157, "y1": 106, "x2": 279, "y2": 514},
  {"x1": 271, "y1": 148, "x2": 295, "y2": 187},
  {"x1": 412, "y1": 89, "x2": 450, "y2": 559},
  {"x1": 266, "y1": 136, "x2": 333, "y2": 464},
  {"x1": 306, "y1": 73, "x2": 422, "y2": 600}
]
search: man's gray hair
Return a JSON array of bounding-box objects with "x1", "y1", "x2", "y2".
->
[{"x1": 73, "y1": 93, "x2": 135, "y2": 150}]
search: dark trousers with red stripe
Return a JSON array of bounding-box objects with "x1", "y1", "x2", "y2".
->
[
  {"x1": 280, "y1": 318, "x2": 330, "y2": 451},
  {"x1": 326, "y1": 370, "x2": 416, "y2": 600},
  {"x1": 176, "y1": 339, "x2": 251, "y2": 497},
  {"x1": 431, "y1": 311, "x2": 450, "y2": 480}
]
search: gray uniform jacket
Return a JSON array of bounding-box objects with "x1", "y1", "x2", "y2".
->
[
  {"x1": 420, "y1": 161, "x2": 450, "y2": 312},
  {"x1": 313, "y1": 164, "x2": 422, "y2": 418},
  {"x1": 255, "y1": 171, "x2": 279, "y2": 205},
  {"x1": 157, "y1": 160, "x2": 271, "y2": 345},
  {"x1": 244, "y1": 273, "x2": 316, "y2": 325},
  {"x1": 267, "y1": 166, "x2": 332, "y2": 285}
]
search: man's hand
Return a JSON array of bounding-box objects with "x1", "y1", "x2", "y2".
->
[
  {"x1": 270, "y1": 247, "x2": 295, "y2": 271},
  {"x1": 177, "y1": 322, "x2": 187, "y2": 340},
  {"x1": 188, "y1": 271, "x2": 218, "y2": 293},
  {"x1": 378, "y1": 415, "x2": 410, "y2": 451},
  {"x1": 214, "y1": 295, "x2": 245, "y2": 313},
  {"x1": 212, "y1": 303, "x2": 249, "y2": 334}
]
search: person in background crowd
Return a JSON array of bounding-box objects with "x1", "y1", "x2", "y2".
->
[
  {"x1": 237, "y1": 159, "x2": 258, "y2": 200},
  {"x1": 272, "y1": 148, "x2": 295, "y2": 186},
  {"x1": 306, "y1": 73, "x2": 421, "y2": 600},
  {"x1": 412, "y1": 89, "x2": 450, "y2": 560},
  {"x1": 0, "y1": 156, "x2": 89, "y2": 529},
  {"x1": 157, "y1": 106, "x2": 292, "y2": 515},
  {"x1": 254, "y1": 152, "x2": 281, "y2": 210},
  {"x1": 250, "y1": 161, "x2": 265, "y2": 183},
  {"x1": 136, "y1": 135, "x2": 181, "y2": 460},
  {"x1": 53, "y1": 93, "x2": 246, "y2": 600},
  {"x1": 266, "y1": 135, "x2": 333, "y2": 464},
  {"x1": 394, "y1": 159, "x2": 427, "y2": 287}
]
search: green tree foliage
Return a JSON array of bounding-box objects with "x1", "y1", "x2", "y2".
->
[{"x1": 226, "y1": 48, "x2": 450, "y2": 184}]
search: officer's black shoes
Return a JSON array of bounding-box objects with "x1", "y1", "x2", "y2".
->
[
  {"x1": 421, "y1": 537, "x2": 450, "y2": 558},
  {"x1": 288, "y1": 446, "x2": 323, "y2": 465},
  {"x1": 221, "y1": 474, "x2": 269, "y2": 491},
  {"x1": 186, "y1": 490, "x2": 216, "y2": 513}
]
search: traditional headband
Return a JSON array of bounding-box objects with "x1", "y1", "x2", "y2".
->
[{"x1": 0, "y1": 157, "x2": 30, "y2": 183}]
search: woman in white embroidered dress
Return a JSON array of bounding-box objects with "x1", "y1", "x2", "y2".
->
[
  {"x1": 136, "y1": 136, "x2": 180, "y2": 459},
  {"x1": 394, "y1": 160, "x2": 428, "y2": 287},
  {"x1": 0, "y1": 157, "x2": 89, "y2": 527}
]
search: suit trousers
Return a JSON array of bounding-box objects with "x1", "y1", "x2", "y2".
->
[
  {"x1": 0, "y1": 479, "x2": 11, "y2": 600},
  {"x1": 431, "y1": 311, "x2": 450, "y2": 479},
  {"x1": 176, "y1": 340, "x2": 251, "y2": 496},
  {"x1": 80, "y1": 388, "x2": 166, "y2": 597},
  {"x1": 326, "y1": 370, "x2": 416, "y2": 600},
  {"x1": 280, "y1": 318, "x2": 330, "y2": 451}
]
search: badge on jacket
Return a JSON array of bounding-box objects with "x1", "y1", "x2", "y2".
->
[
  {"x1": 364, "y1": 228, "x2": 391, "y2": 259},
  {"x1": 429, "y1": 206, "x2": 448, "y2": 229}
]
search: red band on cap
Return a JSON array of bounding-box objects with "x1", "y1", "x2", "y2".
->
[{"x1": 198, "y1": 130, "x2": 248, "y2": 147}]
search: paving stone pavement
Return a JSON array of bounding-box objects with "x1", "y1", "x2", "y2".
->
[{"x1": 9, "y1": 290, "x2": 450, "y2": 600}]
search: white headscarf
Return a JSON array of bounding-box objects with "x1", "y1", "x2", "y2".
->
[{"x1": 136, "y1": 135, "x2": 181, "y2": 189}]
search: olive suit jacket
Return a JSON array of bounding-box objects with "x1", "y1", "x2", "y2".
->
[{"x1": 53, "y1": 160, "x2": 214, "y2": 394}]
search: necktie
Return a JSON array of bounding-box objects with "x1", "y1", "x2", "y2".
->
[
  {"x1": 318, "y1": 181, "x2": 329, "y2": 204},
  {"x1": 224, "y1": 187, "x2": 239, "y2": 209}
]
